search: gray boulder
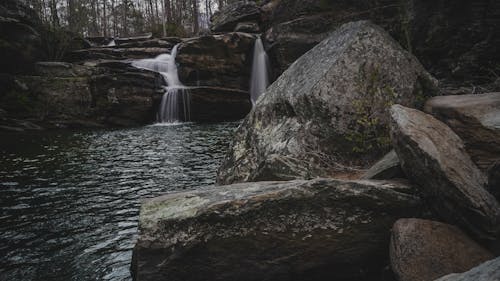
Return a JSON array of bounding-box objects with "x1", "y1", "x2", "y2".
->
[
  {"x1": 210, "y1": 1, "x2": 261, "y2": 33},
  {"x1": 361, "y1": 150, "x2": 404, "y2": 180},
  {"x1": 424, "y1": 92, "x2": 500, "y2": 171},
  {"x1": 217, "y1": 21, "x2": 437, "y2": 185},
  {"x1": 390, "y1": 218, "x2": 493, "y2": 281},
  {"x1": 132, "y1": 178, "x2": 423, "y2": 281},
  {"x1": 390, "y1": 104, "x2": 500, "y2": 240},
  {"x1": 434, "y1": 257, "x2": 500, "y2": 281}
]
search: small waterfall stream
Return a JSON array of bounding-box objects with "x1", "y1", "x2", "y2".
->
[
  {"x1": 132, "y1": 44, "x2": 191, "y2": 123},
  {"x1": 250, "y1": 37, "x2": 270, "y2": 105}
]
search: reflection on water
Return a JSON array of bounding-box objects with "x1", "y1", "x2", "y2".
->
[{"x1": 0, "y1": 123, "x2": 238, "y2": 281}]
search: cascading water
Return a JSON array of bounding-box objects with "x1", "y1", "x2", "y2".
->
[
  {"x1": 132, "y1": 44, "x2": 191, "y2": 123},
  {"x1": 250, "y1": 36, "x2": 270, "y2": 105},
  {"x1": 107, "y1": 40, "x2": 116, "y2": 47}
]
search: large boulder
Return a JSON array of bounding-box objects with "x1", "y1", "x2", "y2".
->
[
  {"x1": 177, "y1": 32, "x2": 255, "y2": 91},
  {"x1": 132, "y1": 178, "x2": 423, "y2": 281},
  {"x1": 434, "y1": 257, "x2": 500, "y2": 281},
  {"x1": 390, "y1": 105, "x2": 500, "y2": 240},
  {"x1": 0, "y1": 0, "x2": 41, "y2": 74},
  {"x1": 217, "y1": 21, "x2": 437, "y2": 185},
  {"x1": 390, "y1": 218, "x2": 493, "y2": 281},
  {"x1": 211, "y1": 1, "x2": 261, "y2": 33},
  {"x1": 423, "y1": 93, "x2": 500, "y2": 171}
]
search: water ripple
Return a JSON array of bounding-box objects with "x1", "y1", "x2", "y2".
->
[{"x1": 0, "y1": 122, "x2": 238, "y2": 281}]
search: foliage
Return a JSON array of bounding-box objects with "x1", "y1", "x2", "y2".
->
[{"x1": 346, "y1": 64, "x2": 397, "y2": 154}]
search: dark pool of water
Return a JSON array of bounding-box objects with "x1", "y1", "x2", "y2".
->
[{"x1": 0, "y1": 123, "x2": 238, "y2": 281}]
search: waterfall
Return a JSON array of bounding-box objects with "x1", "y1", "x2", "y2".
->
[
  {"x1": 107, "y1": 40, "x2": 116, "y2": 47},
  {"x1": 132, "y1": 44, "x2": 191, "y2": 123},
  {"x1": 250, "y1": 37, "x2": 270, "y2": 105}
]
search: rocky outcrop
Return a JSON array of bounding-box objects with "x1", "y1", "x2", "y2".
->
[
  {"x1": 390, "y1": 219, "x2": 493, "y2": 281},
  {"x1": 217, "y1": 21, "x2": 437, "y2": 185},
  {"x1": 434, "y1": 257, "x2": 500, "y2": 281},
  {"x1": 0, "y1": 0, "x2": 41, "y2": 74},
  {"x1": 390, "y1": 105, "x2": 500, "y2": 240},
  {"x1": 405, "y1": 0, "x2": 500, "y2": 85},
  {"x1": 260, "y1": 0, "x2": 500, "y2": 87},
  {"x1": 264, "y1": 15, "x2": 336, "y2": 75},
  {"x1": 132, "y1": 178, "x2": 423, "y2": 281},
  {"x1": 177, "y1": 32, "x2": 255, "y2": 91},
  {"x1": 0, "y1": 61, "x2": 164, "y2": 130},
  {"x1": 210, "y1": 1, "x2": 261, "y2": 33},
  {"x1": 361, "y1": 150, "x2": 404, "y2": 180},
  {"x1": 189, "y1": 87, "x2": 252, "y2": 122},
  {"x1": 234, "y1": 22, "x2": 260, "y2": 33},
  {"x1": 424, "y1": 93, "x2": 500, "y2": 171},
  {"x1": 65, "y1": 46, "x2": 170, "y2": 62}
]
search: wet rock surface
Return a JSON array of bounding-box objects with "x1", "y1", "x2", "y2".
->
[
  {"x1": 390, "y1": 105, "x2": 500, "y2": 240},
  {"x1": 217, "y1": 21, "x2": 437, "y2": 185},
  {"x1": 390, "y1": 218, "x2": 493, "y2": 281},
  {"x1": 424, "y1": 92, "x2": 500, "y2": 171},
  {"x1": 177, "y1": 32, "x2": 255, "y2": 91},
  {"x1": 132, "y1": 178, "x2": 423, "y2": 281}
]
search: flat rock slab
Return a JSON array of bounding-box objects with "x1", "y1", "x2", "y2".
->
[
  {"x1": 434, "y1": 257, "x2": 500, "y2": 281},
  {"x1": 390, "y1": 105, "x2": 500, "y2": 239},
  {"x1": 361, "y1": 150, "x2": 404, "y2": 180},
  {"x1": 132, "y1": 178, "x2": 423, "y2": 281},
  {"x1": 217, "y1": 20, "x2": 437, "y2": 185},
  {"x1": 424, "y1": 92, "x2": 500, "y2": 170},
  {"x1": 390, "y1": 218, "x2": 493, "y2": 281}
]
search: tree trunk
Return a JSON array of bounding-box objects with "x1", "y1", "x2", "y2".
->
[
  {"x1": 192, "y1": 0, "x2": 199, "y2": 34},
  {"x1": 50, "y1": 0, "x2": 60, "y2": 27}
]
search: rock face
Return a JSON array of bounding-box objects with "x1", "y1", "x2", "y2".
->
[
  {"x1": 390, "y1": 218, "x2": 493, "y2": 281},
  {"x1": 0, "y1": 61, "x2": 164, "y2": 130},
  {"x1": 361, "y1": 150, "x2": 404, "y2": 180},
  {"x1": 264, "y1": 15, "x2": 336, "y2": 75},
  {"x1": 0, "y1": 0, "x2": 41, "y2": 74},
  {"x1": 189, "y1": 87, "x2": 252, "y2": 122},
  {"x1": 211, "y1": 1, "x2": 261, "y2": 33},
  {"x1": 132, "y1": 178, "x2": 423, "y2": 281},
  {"x1": 217, "y1": 21, "x2": 437, "y2": 185},
  {"x1": 261, "y1": 0, "x2": 405, "y2": 77},
  {"x1": 177, "y1": 32, "x2": 255, "y2": 91},
  {"x1": 261, "y1": 0, "x2": 500, "y2": 87},
  {"x1": 390, "y1": 105, "x2": 500, "y2": 240},
  {"x1": 424, "y1": 93, "x2": 500, "y2": 171},
  {"x1": 405, "y1": 0, "x2": 500, "y2": 85},
  {"x1": 434, "y1": 257, "x2": 500, "y2": 281}
]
